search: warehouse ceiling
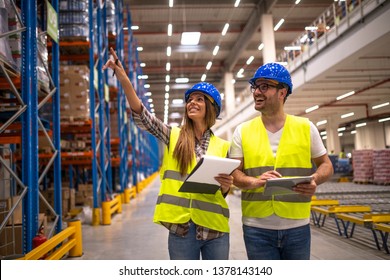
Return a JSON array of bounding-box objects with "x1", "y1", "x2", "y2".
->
[{"x1": 123, "y1": 0, "x2": 390, "y2": 133}]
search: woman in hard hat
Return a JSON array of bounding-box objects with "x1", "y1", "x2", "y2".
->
[{"x1": 103, "y1": 48, "x2": 233, "y2": 260}]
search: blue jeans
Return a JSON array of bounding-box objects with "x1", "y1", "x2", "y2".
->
[
  {"x1": 168, "y1": 222, "x2": 229, "y2": 260},
  {"x1": 243, "y1": 224, "x2": 311, "y2": 260}
]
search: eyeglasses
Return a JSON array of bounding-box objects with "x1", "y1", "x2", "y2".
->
[{"x1": 250, "y1": 83, "x2": 277, "y2": 94}]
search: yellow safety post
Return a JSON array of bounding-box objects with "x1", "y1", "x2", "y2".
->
[
  {"x1": 92, "y1": 208, "x2": 101, "y2": 226},
  {"x1": 68, "y1": 219, "x2": 83, "y2": 257},
  {"x1": 123, "y1": 189, "x2": 130, "y2": 203},
  {"x1": 102, "y1": 201, "x2": 112, "y2": 225},
  {"x1": 117, "y1": 195, "x2": 122, "y2": 214}
]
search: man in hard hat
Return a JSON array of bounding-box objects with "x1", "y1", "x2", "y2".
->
[{"x1": 230, "y1": 62, "x2": 334, "y2": 260}]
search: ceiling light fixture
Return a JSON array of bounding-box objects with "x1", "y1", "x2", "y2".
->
[
  {"x1": 137, "y1": 47, "x2": 143, "y2": 51},
  {"x1": 166, "y1": 62, "x2": 171, "y2": 71},
  {"x1": 316, "y1": 120, "x2": 327, "y2": 126},
  {"x1": 378, "y1": 117, "x2": 390, "y2": 123},
  {"x1": 222, "y1": 23, "x2": 229, "y2": 36},
  {"x1": 258, "y1": 43, "x2": 264, "y2": 50},
  {"x1": 213, "y1": 46, "x2": 219, "y2": 56},
  {"x1": 341, "y1": 112, "x2": 354, "y2": 119},
  {"x1": 337, "y1": 127, "x2": 346, "y2": 131},
  {"x1": 305, "y1": 26, "x2": 318, "y2": 31},
  {"x1": 181, "y1": 32, "x2": 201, "y2": 45},
  {"x1": 336, "y1": 90, "x2": 355, "y2": 100},
  {"x1": 295, "y1": 0, "x2": 301, "y2": 4},
  {"x1": 237, "y1": 68, "x2": 244, "y2": 78},
  {"x1": 234, "y1": 0, "x2": 240, "y2": 7},
  {"x1": 167, "y1": 24, "x2": 172, "y2": 36},
  {"x1": 140, "y1": 63, "x2": 146, "y2": 67},
  {"x1": 167, "y1": 46, "x2": 171, "y2": 56},
  {"x1": 355, "y1": 122, "x2": 366, "y2": 128},
  {"x1": 169, "y1": 0, "x2": 173, "y2": 8},
  {"x1": 201, "y1": 74, "x2": 206, "y2": 81},
  {"x1": 206, "y1": 61, "x2": 212, "y2": 70},
  {"x1": 372, "y1": 102, "x2": 389, "y2": 110},
  {"x1": 165, "y1": 75, "x2": 170, "y2": 83},
  {"x1": 165, "y1": 85, "x2": 170, "y2": 92},
  {"x1": 246, "y1": 56, "x2": 254, "y2": 65},
  {"x1": 284, "y1": 46, "x2": 301, "y2": 51},
  {"x1": 175, "y1": 78, "x2": 189, "y2": 83},
  {"x1": 274, "y1": 19, "x2": 284, "y2": 31},
  {"x1": 305, "y1": 105, "x2": 319, "y2": 113},
  {"x1": 130, "y1": 26, "x2": 139, "y2": 30},
  {"x1": 172, "y1": 99, "x2": 184, "y2": 105}
]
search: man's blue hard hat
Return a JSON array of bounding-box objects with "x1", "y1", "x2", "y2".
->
[{"x1": 249, "y1": 62, "x2": 293, "y2": 95}]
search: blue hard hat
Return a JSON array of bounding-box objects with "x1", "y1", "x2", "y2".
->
[
  {"x1": 185, "y1": 82, "x2": 222, "y2": 117},
  {"x1": 249, "y1": 62, "x2": 293, "y2": 95}
]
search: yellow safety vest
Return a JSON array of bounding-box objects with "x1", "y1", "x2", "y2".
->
[
  {"x1": 241, "y1": 115, "x2": 313, "y2": 219},
  {"x1": 154, "y1": 127, "x2": 231, "y2": 232}
]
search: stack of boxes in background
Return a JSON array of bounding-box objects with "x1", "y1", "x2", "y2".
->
[
  {"x1": 353, "y1": 149, "x2": 373, "y2": 183},
  {"x1": 40, "y1": 185, "x2": 75, "y2": 222},
  {"x1": 373, "y1": 149, "x2": 390, "y2": 185},
  {"x1": 0, "y1": 196, "x2": 22, "y2": 255},
  {"x1": 0, "y1": 0, "x2": 18, "y2": 71},
  {"x1": 59, "y1": 65, "x2": 90, "y2": 121},
  {"x1": 353, "y1": 149, "x2": 390, "y2": 185},
  {"x1": 59, "y1": 0, "x2": 89, "y2": 41}
]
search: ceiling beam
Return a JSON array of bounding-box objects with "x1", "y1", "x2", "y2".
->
[{"x1": 223, "y1": 0, "x2": 277, "y2": 72}]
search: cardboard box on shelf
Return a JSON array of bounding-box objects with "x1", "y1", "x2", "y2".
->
[
  {"x1": 0, "y1": 225, "x2": 23, "y2": 256},
  {"x1": 0, "y1": 196, "x2": 23, "y2": 225}
]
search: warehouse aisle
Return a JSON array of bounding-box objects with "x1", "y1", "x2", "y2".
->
[{"x1": 74, "y1": 177, "x2": 390, "y2": 260}]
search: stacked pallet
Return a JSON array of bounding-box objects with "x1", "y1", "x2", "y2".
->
[
  {"x1": 373, "y1": 149, "x2": 390, "y2": 185},
  {"x1": 352, "y1": 149, "x2": 373, "y2": 183}
]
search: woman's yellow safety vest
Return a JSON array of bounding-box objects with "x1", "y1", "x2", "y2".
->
[
  {"x1": 241, "y1": 115, "x2": 313, "y2": 219},
  {"x1": 154, "y1": 127, "x2": 231, "y2": 232}
]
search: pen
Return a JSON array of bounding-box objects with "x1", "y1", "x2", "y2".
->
[{"x1": 112, "y1": 58, "x2": 119, "y2": 77}]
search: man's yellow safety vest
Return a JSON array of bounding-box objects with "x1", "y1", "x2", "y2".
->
[{"x1": 241, "y1": 115, "x2": 313, "y2": 219}]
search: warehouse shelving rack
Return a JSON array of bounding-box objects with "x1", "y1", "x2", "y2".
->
[
  {"x1": 0, "y1": 0, "x2": 62, "y2": 254},
  {"x1": 128, "y1": 26, "x2": 161, "y2": 186},
  {"x1": 113, "y1": 0, "x2": 131, "y2": 194},
  {"x1": 87, "y1": 0, "x2": 112, "y2": 225}
]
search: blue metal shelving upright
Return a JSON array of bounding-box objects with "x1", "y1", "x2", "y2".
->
[
  {"x1": 21, "y1": 0, "x2": 39, "y2": 253},
  {"x1": 0, "y1": 0, "x2": 62, "y2": 254},
  {"x1": 88, "y1": 0, "x2": 112, "y2": 224},
  {"x1": 125, "y1": 7, "x2": 161, "y2": 183},
  {"x1": 114, "y1": 0, "x2": 130, "y2": 193}
]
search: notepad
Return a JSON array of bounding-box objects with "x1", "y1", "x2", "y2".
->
[
  {"x1": 178, "y1": 155, "x2": 241, "y2": 194},
  {"x1": 263, "y1": 176, "x2": 313, "y2": 196}
]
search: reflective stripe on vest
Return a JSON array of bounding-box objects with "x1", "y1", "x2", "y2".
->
[
  {"x1": 154, "y1": 126, "x2": 231, "y2": 232},
  {"x1": 245, "y1": 166, "x2": 313, "y2": 177},
  {"x1": 241, "y1": 115, "x2": 312, "y2": 219},
  {"x1": 157, "y1": 194, "x2": 230, "y2": 218}
]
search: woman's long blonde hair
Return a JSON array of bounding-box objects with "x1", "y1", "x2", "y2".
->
[{"x1": 173, "y1": 97, "x2": 217, "y2": 175}]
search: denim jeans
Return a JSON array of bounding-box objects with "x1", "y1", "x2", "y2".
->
[
  {"x1": 168, "y1": 222, "x2": 229, "y2": 260},
  {"x1": 243, "y1": 224, "x2": 311, "y2": 260}
]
